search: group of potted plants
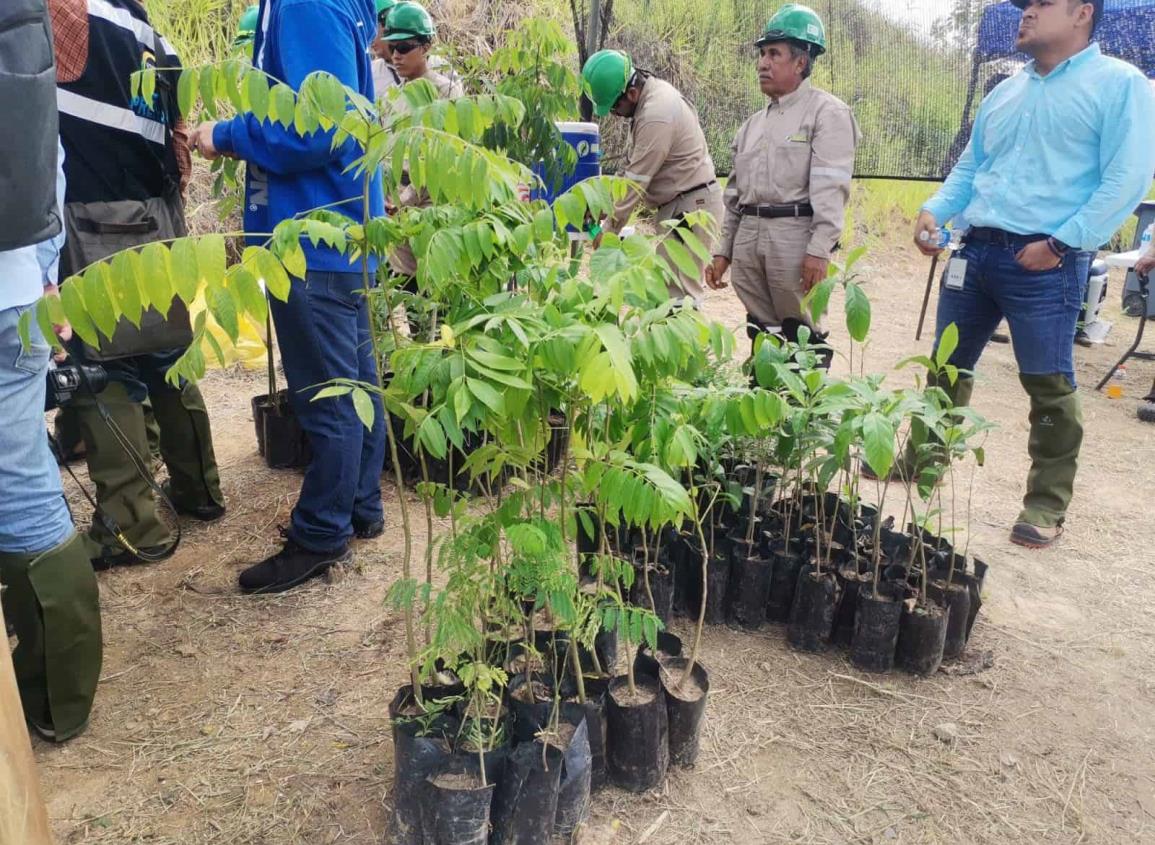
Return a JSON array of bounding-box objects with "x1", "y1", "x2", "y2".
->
[{"x1": 25, "y1": 20, "x2": 994, "y2": 842}]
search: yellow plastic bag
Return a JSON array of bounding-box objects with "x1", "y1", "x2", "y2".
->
[{"x1": 188, "y1": 293, "x2": 269, "y2": 370}]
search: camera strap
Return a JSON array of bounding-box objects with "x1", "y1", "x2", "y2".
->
[{"x1": 49, "y1": 396, "x2": 182, "y2": 563}]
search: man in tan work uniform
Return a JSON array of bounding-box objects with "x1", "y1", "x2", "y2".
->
[
  {"x1": 581, "y1": 50, "x2": 724, "y2": 302},
  {"x1": 706, "y1": 4, "x2": 859, "y2": 353},
  {"x1": 382, "y1": 2, "x2": 464, "y2": 280}
]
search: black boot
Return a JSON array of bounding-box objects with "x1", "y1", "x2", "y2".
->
[
  {"x1": 352, "y1": 518, "x2": 385, "y2": 540},
  {"x1": 238, "y1": 532, "x2": 351, "y2": 594}
]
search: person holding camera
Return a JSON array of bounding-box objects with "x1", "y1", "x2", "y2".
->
[
  {"x1": 49, "y1": 0, "x2": 226, "y2": 571},
  {"x1": 0, "y1": 0, "x2": 102, "y2": 742}
]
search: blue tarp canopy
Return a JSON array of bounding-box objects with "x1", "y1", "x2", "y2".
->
[{"x1": 976, "y1": 0, "x2": 1155, "y2": 77}]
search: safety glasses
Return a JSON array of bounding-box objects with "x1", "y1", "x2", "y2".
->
[{"x1": 390, "y1": 41, "x2": 423, "y2": 55}]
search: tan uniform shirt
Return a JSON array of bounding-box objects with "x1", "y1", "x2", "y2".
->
[
  {"x1": 718, "y1": 80, "x2": 859, "y2": 261},
  {"x1": 608, "y1": 77, "x2": 718, "y2": 232},
  {"x1": 390, "y1": 68, "x2": 465, "y2": 276}
]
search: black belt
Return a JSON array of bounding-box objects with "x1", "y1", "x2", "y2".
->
[
  {"x1": 963, "y1": 227, "x2": 1049, "y2": 248},
  {"x1": 739, "y1": 202, "x2": 814, "y2": 219},
  {"x1": 672, "y1": 180, "x2": 718, "y2": 202}
]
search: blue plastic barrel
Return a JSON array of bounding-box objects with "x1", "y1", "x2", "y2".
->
[{"x1": 531, "y1": 121, "x2": 601, "y2": 203}]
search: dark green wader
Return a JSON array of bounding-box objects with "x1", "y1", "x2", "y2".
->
[
  {"x1": 69, "y1": 349, "x2": 224, "y2": 556},
  {"x1": 904, "y1": 372, "x2": 1081, "y2": 529},
  {"x1": 0, "y1": 533, "x2": 102, "y2": 741},
  {"x1": 1018, "y1": 373, "x2": 1083, "y2": 529}
]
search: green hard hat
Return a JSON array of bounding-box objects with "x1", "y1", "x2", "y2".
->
[
  {"x1": 233, "y1": 4, "x2": 259, "y2": 47},
  {"x1": 755, "y1": 3, "x2": 827, "y2": 56},
  {"x1": 581, "y1": 50, "x2": 634, "y2": 118},
  {"x1": 375, "y1": 0, "x2": 397, "y2": 19},
  {"x1": 383, "y1": 1, "x2": 435, "y2": 41}
]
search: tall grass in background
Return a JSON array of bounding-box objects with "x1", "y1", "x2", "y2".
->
[
  {"x1": 143, "y1": 0, "x2": 1147, "y2": 254},
  {"x1": 144, "y1": 0, "x2": 250, "y2": 66}
]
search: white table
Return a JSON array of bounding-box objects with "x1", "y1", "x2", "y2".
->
[{"x1": 1105, "y1": 248, "x2": 1144, "y2": 270}]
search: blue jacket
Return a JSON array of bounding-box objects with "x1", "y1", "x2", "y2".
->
[{"x1": 213, "y1": 0, "x2": 384, "y2": 274}]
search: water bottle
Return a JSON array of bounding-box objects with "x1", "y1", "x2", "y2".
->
[{"x1": 919, "y1": 226, "x2": 953, "y2": 250}]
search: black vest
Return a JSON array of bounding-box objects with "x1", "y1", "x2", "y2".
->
[
  {"x1": 57, "y1": 0, "x2": 182, "y2": 204},
  {"x1": 0, "y1": 0, "x2": 61, "y2": 250}
]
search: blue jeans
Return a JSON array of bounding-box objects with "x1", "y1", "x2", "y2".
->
[
  {"x1": 270, "y1": 271, "x2": 386, "y2": 552},
  {"x1": 932, "y1": 238, "x2": 1091, "y2": 526},
  {"x1": 933, "y1": 240, "x2": 1091, "y2": 385},
  {"x1": 0, "y1": 302, "x2": 74, "y2": 553}
]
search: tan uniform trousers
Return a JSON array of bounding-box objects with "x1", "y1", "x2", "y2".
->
[
  {"x1": 729, "y1": 215, "x2": 813, "y2": 329},
  {"x1": 655, "y1": 182, "x2": 725, "y2": 302}
]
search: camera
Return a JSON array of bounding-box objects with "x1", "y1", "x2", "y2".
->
[{"x1": 45, "y1": 362, "x2": 109, "y2": 411}]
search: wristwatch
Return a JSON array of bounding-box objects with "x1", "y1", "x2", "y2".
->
[{"x1": 1046, "y1": 237, "x2": 1072, "y2": 258}]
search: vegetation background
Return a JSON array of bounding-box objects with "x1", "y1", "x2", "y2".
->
[{"x1": 145, "y1": 0, "x2": 1146, "y2": 249}]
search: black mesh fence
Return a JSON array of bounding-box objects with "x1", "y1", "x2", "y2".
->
[{"x1": 600, "y1": 0, "x2": 1155, "y2": 181}]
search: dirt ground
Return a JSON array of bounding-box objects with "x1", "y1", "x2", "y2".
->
[{"x1": 33, "y1": 238, "x2": 1155, "y2": 845}]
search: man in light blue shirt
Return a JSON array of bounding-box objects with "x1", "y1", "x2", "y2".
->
[
  {"x1": 911, "y1": 0, "x2": 1155, "y2": 549},
  {"x1": 0, "y1": 141, "x2": 103, "y2": 742}
]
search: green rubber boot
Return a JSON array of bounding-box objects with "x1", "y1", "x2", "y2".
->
[
  {"x1": 0, "y1": 533, "x2": 103, "y2": 741},
  {"x1": 71, "y1": 381, "x2": 173, "y2": 553},
  {"x1": 148, "y1": 381, "x2": 224, "y2": 513},
  {"x1": 1018, "y1": 373, "x2": 1083, "y2": 529}
]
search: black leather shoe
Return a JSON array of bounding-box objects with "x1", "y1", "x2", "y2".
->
[
  {"x1": 91, "y1": 544, "x2": 176, "y2": 572},
  {"x1": 161, "y1": 483, "x2": 226, "y2": 522},
  {"x1": 353, "y1": 518, "x2": 385, "y2": 540},
  {"x1": 238, "y1": 539, "x2": 351, "y2": 594}
]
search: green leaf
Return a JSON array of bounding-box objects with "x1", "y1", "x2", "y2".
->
[
  {"x1": 936, "y1": 322, "x2": 959, "y2": 369},
  {"x1": 140, "y1": 243, "x2": 173, "y2": 314},
  {"x1": 81, "y1": 264, "x2": 118, "y2": 342},
  {"x1": 465, "y1": 377, "x2": 504, "y2": 415},
  {"x1": 245, "y1": 247, "x2": 289, "y2": 302},
  {"x1": 418, "y1": 415, "x2": 447, "y2": 460},
  {"x1": 177, "y1": 68, "x2": 198, "y2": 117},
  {"x1": 895, "y1": 354, "x2": 935, "y2": 372},
  {"x1": 245, "y1": 69, "x2": 271, "y2": 121},
  {"x1": 109, "y1": 251, "x2": 143, "y2": 327},
  {"x1": 803, "y1": 278, "x2": 834, "y2": 325},
  {"x1": 452, "y1": 379, "x2": 471, "y2": 422},
  {"x1": 271, "y1": 84, "x2": 297, "y2": 127},
  {"x1": 844, "y1": 282, "x2": 871, "y2": 343},
  {"x1": 201, "y1": 324, "x2": 228, "y2": 367},
  {"x1": 196, "y1": 235, "x2": 227, "y2": 287},
  {"x1": 35, "y1": 300, "x2": 58, "y2": 353},
  {"x1": 313, "y1": 385, "x2": 353, "y2": 400},
  {"x1": 198, "y1": 67, "x2": 217, "y2": 118},
  {"x1": 169, "y1": 238, "x2": 200, "y2": 302},
  {"x1": 532, "y1": 208, "x2": 554, "y2": 241},
  {"x1": 662, "y1": 236, "x2": 700, "y2": 283},
  {"x1": 352, "y1": 387, "x2": 376, "y2": 430},
  {"x1": 229, "y1": 265, "x2": 268, "y2": 325},
  {"x1": 279, "y1": 240, "x2": 307, "y2": 281},
  {"x1": 862, "y1": 411, "x2": 896, "y2": 481},
  {"x1": 56, "y1": 284, "x2": 96, "y2": 349},
  {"x1": 206, "y1": 284, "x2": 239, "y2": 341}
]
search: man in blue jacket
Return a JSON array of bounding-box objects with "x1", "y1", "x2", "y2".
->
[
  {"x1": 913, "y1": 0, "x2": 1155, "y2": 548},
  {"x1": 190, "y1": 0, "x2": 388, "y2": 594}
]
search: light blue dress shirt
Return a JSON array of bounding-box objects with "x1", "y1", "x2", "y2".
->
[
  {"x1": 925, "y1": 44, "x2": 1155, "y2": 251},
  {"x1": 0, "y1": 141, "x2": 67, "y2": 311}
]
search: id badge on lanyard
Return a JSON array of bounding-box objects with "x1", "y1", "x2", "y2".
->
[{"x1": 944, "y1": 256, "x2": 967, "y2": 290}]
